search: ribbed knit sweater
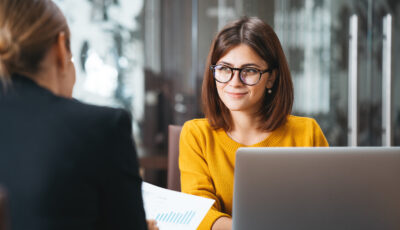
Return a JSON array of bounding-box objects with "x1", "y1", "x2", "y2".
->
[{"x1": 179, "y1": 115, "x2": 329, "y2": 230}]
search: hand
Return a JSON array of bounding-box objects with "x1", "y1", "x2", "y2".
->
[
  {"x1": 211, "y1": 216, "x2": 232, "y2": 230},
  {"x1": 146, "y1": 219, "x2": 159, "y2": 230}
]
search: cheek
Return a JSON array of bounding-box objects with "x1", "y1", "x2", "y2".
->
[
  {"x1": 252, "y1": 85, "x2": 267, "y2": 100},
  {"x1": 256, "y1": 79, "x2": 268, "y2": 95},
  {"x1": 215, "y1": 83, "x2": 226, "y2": 100}
]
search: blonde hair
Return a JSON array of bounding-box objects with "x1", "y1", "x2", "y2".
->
[{"x1": 0, "y1": 0, "x2": 70, "y2": 83}]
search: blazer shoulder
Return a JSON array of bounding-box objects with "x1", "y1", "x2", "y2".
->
[
  {"x1": 63, "y1": 99, "x2": 129, "y2": 120},
  {"x1": 55, "y1": 98, "x2": 132, "y2": 135}
]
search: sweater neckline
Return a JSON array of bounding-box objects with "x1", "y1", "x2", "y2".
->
[{"x1": 216, "y1": 122, "x2": 287, "y2": 149}]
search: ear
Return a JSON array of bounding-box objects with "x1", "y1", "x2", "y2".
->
[
  {"x1": 266, "y1": 69, "x2": 277, "y2": 89},
  {"x1": 54, "y1": 32, "x2": 69, "y2": 72}
]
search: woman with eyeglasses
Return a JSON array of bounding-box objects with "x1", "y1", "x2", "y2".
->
[
  {"x1": 179, "y1": 17, "x2": 329, "y2": 230},
  {"x1": 0, "y1": 0, "x2": 159, "y2": 229}
]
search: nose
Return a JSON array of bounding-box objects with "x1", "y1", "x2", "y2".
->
[{"x1": 229, "y1": 69, "x2": 243, "y2": 86}]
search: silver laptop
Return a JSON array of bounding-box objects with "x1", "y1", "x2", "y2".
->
[{"x1": 232, "y1": 147, "x2": 400, "y2": 230}]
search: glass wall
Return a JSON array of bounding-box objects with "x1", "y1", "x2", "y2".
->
[
  {"x1": 56, "y1": 0, "x2": 400, "y2": 154},
  {"x1": 197, "y1": 0, "x2": 400, "y2": 146},
  {"x1": 55, "y1": 0, "x2": 145, "y2": 143}
]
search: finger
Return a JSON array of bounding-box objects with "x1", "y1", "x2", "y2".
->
[
  {"x1": 147, "y1": 219, "x2": 156, "y2": 225},
  {"x1": 147, "y1": 219, "x2": 158, "y2": 229}
]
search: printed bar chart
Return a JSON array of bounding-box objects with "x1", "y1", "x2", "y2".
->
[
  {"x1": 142, "y1": 182, "x2": 215, "y2": 229},
  {"x1": 155, "y1": 210, "x2": 196, "y2": 225}
]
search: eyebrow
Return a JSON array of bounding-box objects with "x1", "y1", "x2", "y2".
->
[{"x1": 217, "y1": 61, "x2": 263, "y2": 68}]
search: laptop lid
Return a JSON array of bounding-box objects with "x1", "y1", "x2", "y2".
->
[{"x1": 232, "y1": 147, "x2": 400, "y2": 230}]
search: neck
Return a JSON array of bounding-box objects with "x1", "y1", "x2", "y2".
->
[
  {"x1": 25, "y1": 68, "x2": 60, "y2": 95},
  {"x1": 230, "y1": 111, "x2": 259, "y2": 132},
  {"x1": 228, "y1": 111, "x2": 270, "y2": 145},
  {"x1": 21, "y1": 47, "x2": 63, "y2": 96}
]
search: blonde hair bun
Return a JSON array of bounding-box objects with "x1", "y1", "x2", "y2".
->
[
  {"x1": 0, "y1": 0, "x2": 69, "y2": 81},
  {"x1": 0, "y1": 28, "x2": 19, "y2": 61},
  {"x1": 0, "y1": 27, "x2": 20, "y2": 78}
]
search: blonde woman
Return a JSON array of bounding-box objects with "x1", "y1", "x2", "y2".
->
[{"x1": 0, "y1": 0, "x2": 156, "y2": 229}]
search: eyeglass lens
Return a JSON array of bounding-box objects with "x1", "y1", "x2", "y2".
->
[{"x1": 213, "y1": 65, "x2": 261, "y2": 85}]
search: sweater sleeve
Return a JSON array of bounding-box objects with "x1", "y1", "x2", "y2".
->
[
  {"x1": 311, "y1": 119, "x2": 329, "y2": 147},
  {"x1": 179, "y1": 121, "x2": 230, "y2": 230}
]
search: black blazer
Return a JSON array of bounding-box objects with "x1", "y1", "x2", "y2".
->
[{"x1": 0, "y1": 75, "x2": 147, "y2": 230}]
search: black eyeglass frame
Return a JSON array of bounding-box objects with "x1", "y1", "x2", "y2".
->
[{"x1": 210, "y1": 64, "x2": 273, "y2": 86}]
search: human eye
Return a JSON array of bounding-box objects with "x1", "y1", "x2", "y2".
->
[
  {"x1": 242, "y1": 68, "x2": 259, "y2": 75},
  {"x1": 216, "y1": 65, "x2": 231, "y2": 73}
]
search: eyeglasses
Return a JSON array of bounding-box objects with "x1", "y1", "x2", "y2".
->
[{"x1": 210, "y1": 64, "x2": 272, "y2": 86}]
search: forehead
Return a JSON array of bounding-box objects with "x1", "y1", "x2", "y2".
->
[{"x1": 217, "y1": 44, "x2": 267, "y2": 67}]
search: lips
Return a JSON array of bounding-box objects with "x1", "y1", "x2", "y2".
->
[{"x1": 225, "y1": 91, "x2": 247, "y2": 98}]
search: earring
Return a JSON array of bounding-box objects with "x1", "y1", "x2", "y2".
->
[{"x1": 268, "y1": 89, "x2": 272, "y2": 94}]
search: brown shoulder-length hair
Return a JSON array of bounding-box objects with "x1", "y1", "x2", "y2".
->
[
  {"x1": 0, "y1": 0, "x2": 70, "y2": 83},
  {"x1": 202, "y1": 17, "x2": 293, "y2": 132}
]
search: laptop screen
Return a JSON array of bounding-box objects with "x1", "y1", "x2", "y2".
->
[{"x1": 232, "y1": 147, "x2": 400, "y2": 230}]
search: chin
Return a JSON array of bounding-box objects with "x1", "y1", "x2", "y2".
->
[{"x1": 224, "y1": 104, "x2": 249, "y2": 111}]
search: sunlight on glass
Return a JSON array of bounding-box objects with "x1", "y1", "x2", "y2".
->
[{"x1": 84, "y1": 52, "x2": 118, "y2": 98}]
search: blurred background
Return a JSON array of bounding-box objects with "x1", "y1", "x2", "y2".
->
[{"x1": 54, "y1": 0, "x2": 400, "y2": 186}]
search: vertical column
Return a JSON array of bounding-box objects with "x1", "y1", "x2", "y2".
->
[
  {"x1": 382, "y1": 14, "x2": 392, "y2": 146},
  {"x1": 348, "y1": 15, "x2": 358, "y2": 146}
]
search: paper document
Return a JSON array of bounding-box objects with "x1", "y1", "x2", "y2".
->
[{"x1": 142, "y1": 182, "x2": 215, "y2": 230}]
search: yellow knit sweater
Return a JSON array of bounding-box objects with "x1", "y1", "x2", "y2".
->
[{"x1": 179, "y1": 115, "x2": 329, "y2": 230}]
